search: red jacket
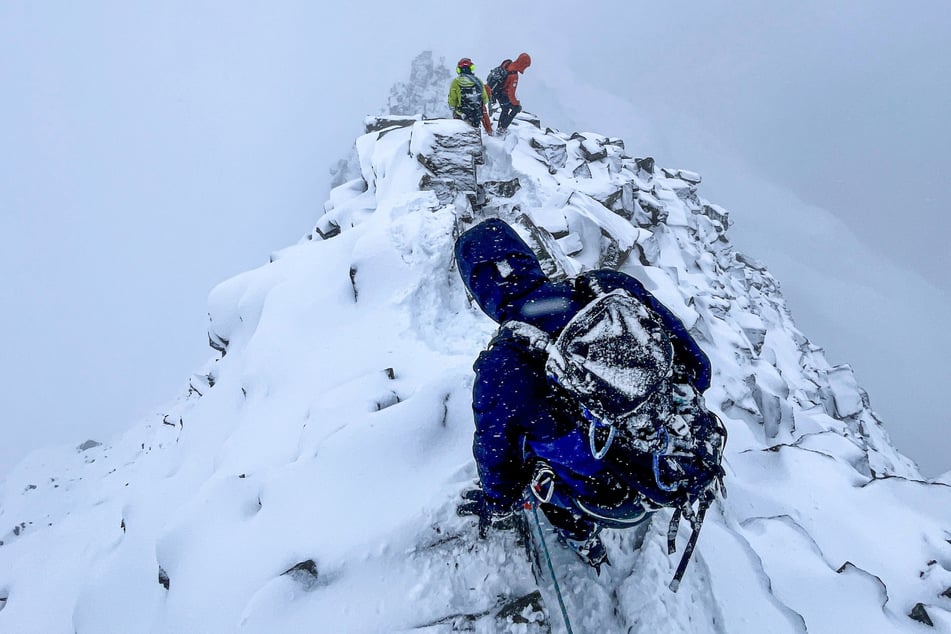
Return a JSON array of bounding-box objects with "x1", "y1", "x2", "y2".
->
[{"x1": 489, "y1": 53, "x2": 531, "y2": 106}]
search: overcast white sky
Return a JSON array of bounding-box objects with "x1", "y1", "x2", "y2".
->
[{"x1": 2, "y1": 1, "x2": 948, "y2": 476}]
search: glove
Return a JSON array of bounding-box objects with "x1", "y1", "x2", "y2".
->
[
  {"x1": 457, "y1": 488, "x2": 516, "y2": 538},
  {"x1": 672, "y1": 382, "x2": 697, "y2": 409}
]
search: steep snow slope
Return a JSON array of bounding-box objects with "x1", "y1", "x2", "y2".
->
[{"x1": 2, "y1": 108, "x2": 951, "y2": 632}]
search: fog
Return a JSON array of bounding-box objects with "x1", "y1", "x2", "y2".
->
[{"x1": 2, "y1": 1, "x2": 948, "y2": 476}]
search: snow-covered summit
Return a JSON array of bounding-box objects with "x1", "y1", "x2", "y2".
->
[{"x1": 2, "y1": 84, "x2": 950, "y2": 633}]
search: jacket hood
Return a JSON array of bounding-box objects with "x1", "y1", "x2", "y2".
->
[
  {"x1": 509, "y1": 53, "x2": 531, "y2": 73},
  {"x1": 454, "y1": 218, "x2": 580, "y2": 330}
]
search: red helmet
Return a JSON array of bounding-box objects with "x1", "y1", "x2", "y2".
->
[{"x1": 456, "y1": 57, "x2": 474, "y2": 74}]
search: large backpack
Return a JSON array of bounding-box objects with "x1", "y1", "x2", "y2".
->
[
  {"x1": 457, "y1": 75, "x2": 485, "y2": 118},
  {"x1": 506, "y1": 274, "x2": 726, "y2": 590},
  {"x1": 485, "y1": 63, "x2": 512, "y2": 102}
]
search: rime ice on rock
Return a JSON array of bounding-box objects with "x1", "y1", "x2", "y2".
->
[{"x1": 411, "y1": 119, "x2": 483, "y2": 197}]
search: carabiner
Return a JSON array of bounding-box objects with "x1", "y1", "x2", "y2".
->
[{"x1": 588, "y1": 419, "x2": 617, "y2": 460}]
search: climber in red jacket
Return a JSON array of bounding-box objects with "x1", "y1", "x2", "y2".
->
[{"x1": 486, "y1": 53, "x2": 531, "y2": 134}]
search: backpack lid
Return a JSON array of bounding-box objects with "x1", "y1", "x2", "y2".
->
[{"x1": 547, "y1": 290, "x2": 674, "y2": 421}]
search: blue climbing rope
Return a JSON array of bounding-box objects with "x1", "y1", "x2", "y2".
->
[{"x1": 530, "y1": 502, "x2": 574, "y2": 634}]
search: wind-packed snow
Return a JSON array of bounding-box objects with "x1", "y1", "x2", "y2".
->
[{"x1": 2, "y1": 68, "x2": 951, "y2": 634}]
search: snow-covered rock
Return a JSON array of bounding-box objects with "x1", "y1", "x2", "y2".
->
[{"x1": 2, "y1": 90, "x2": 950, "y2": 634}]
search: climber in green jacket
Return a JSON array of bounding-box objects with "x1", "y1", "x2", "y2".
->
[{"x1": 448, "y1": 57, "x2": 493, "y2": 135}]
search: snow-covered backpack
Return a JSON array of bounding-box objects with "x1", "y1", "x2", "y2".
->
[
  {"x1": 485, "y1": 63, "x2": 512, "y2": 101},
  {"x1": 507, "y1": 275, "x2": 726, "y2": 590},
  {"x1": 457, "y1": 75, "x2": 485, "y2": 117}
]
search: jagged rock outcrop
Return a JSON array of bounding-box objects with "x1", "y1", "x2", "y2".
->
[{"x1": 384, "y1": 50, "x2": 452, "y2": 120}]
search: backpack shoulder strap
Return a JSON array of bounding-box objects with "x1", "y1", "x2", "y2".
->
[{"x1": 571, "y1": 272, "x2": 609, "y2": 301}]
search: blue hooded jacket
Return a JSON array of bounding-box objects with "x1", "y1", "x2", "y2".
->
[{"x1": 455, "y1": 218, "x2": 712, "y2": 513}]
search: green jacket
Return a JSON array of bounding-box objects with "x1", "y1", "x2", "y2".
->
[{"x1": 448, "y1": 73, "x2": 488, "y2": 113}]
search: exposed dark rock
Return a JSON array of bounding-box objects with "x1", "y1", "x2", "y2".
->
[
  {"x1": 616, "y1": 182, "x2": 636, "y2": 219},
  {"x1": 599, "y1": 232, "x2": 632, "y2": 269},
  {"x1": 635, "y1": 156, "x2": 655, "y2": 174},
  {"x1": 158, "y1": 567, "x2": 170, "y2": 590},
  {"x1": 679, "y1": 170, "x2": 701, "y2": 184},
  {"x1": 701, "y1": 204, "x2": 731, "y2": 228},
  {"x1": 282, "y1": 559, "x2": 320, "y2": 590},
  {"x1": 418, "y1": 174, "x2": 457, "y2": 205},
  {"x1": 314, "y1": 216, "x2": 342, "y2": 240},
  {"x1": 513, "y1": 214, "x2": 572, "y2": 282},
  {"x1": 414, "y1": 123, "x2": 482, "y2": 193},
  {"x1": 416, "y1": 611, "x2": 488, "y2": 629},
  {"x1": 579, "y1": 138, "x2": 608, "y2": 162},
  {"x1": 572, "y1": 162, "x2": 592, "y2": 179},
  {"x1": 77, "y1": 440, "x2": 102, "y2": 452},
  {"x1": 743, "y1": 326, "x2": 768, "y2": 356},
  {"x1": 496, "y1": 590, "x2": 546, "y2": 625},
  {"x1": 466, "y1": 188, "x2": 484, "y2": 211},
  {"x1": 349, "y1": 266, "x2": 359, "y2": 302},
  {"x1": 161, "y1": 415, "x2": 181, "y2": 428},
  {"x1": 374, "y1": 391, "x2": 401, "y2": 411},
  {"x1": 634, "y1": 192, "x2": 668, "y2": 225},
  {"x1": 208, "y1": 331, "x2": 229, "y2": 356},
  {"x1": 909, "y1": 603, "x2": 934, "y2": 627},
  {"x1": 0, "y1": 594, "x2": 6, "y2": 613},
  {"x1": 941, "y1": 587, "x2": 951, "y2": 599},
  {"x1": 364, "y1": 115, "x2": 419, "y2": 134},
  {"x1": 187, "y1": 379, "x2": 204, "y2": 398},
  {"x1": 515, "y1": 111, "x2": 542, "y2": 128},
  {"x1": 661, "y1": 167, "x2": 702, "y2": 185},
  {"x1": 529, "y1": 137, "x2": 567, "y2": 172},
  {"x1": 594, "y1": 187, "x2": 623, "y2": 210},
  {"x1": 735, "y1": 252, "x2": 768, "y2": 272},
  {"x1": 482, "y1": 178, "x2": 521, "y2": 199}
]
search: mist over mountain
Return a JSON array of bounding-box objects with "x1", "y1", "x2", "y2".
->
[
  {"x1": 2, "y1": 55, "x2": 949, "y2": 632},
  {"x1": 3, "y1": 3, "x2": 948, "y2": 485}
]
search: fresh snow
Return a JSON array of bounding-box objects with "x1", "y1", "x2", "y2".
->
[{"x1": 2, "y1": 97, "x2": 951, "y2": 633}]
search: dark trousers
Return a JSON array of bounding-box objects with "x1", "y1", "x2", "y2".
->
[
  {"x1": 539, "y1": 502, "x2": 597, "y2": 541},
  {"x1": 498, "y1": 101, "x2": 522, "y2": 130}
]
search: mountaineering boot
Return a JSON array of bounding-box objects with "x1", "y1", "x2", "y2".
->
[
  {"x1": 552, "y1": 525, "x2": 610, "y2": 575},
  {"x1": 458, "y1": 488, "x2": 516, "y2": 538},
  {"x1": 564, "y1": 533, "x2": 609, "y2": 574}
]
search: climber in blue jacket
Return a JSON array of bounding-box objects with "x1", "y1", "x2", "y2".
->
[{"x1": 454, "y1": 218, "x2": 713, "y2": 569}]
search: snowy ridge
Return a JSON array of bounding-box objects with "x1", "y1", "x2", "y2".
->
[{"x1": 2, "y1": 107, "x2": 951, "y2": 632}]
